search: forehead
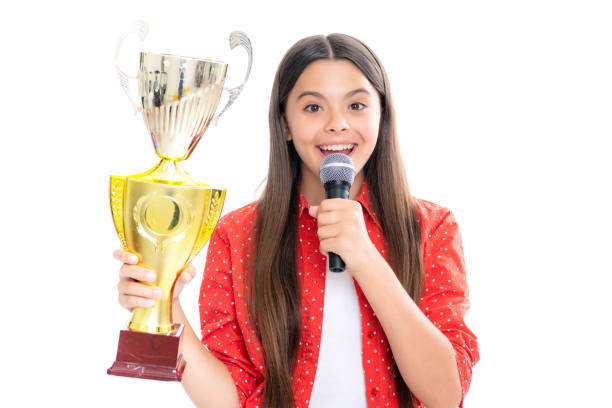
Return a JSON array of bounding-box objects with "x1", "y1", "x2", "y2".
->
[{"x1": 289, "y1": 59, "x2": 377, "y2": 98}]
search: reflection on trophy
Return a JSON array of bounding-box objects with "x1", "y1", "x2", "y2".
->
[{"x1": 107, "y1": 21, "x2": 252, "y2": 381}]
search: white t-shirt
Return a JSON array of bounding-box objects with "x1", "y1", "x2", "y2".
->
[{"x1": 308, "y1": 257, "x2": 367, "y2": 407}]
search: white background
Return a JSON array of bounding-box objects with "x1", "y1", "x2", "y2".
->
[{"x1": 2, "y1": 0, "x2": 611, "y2": 406}]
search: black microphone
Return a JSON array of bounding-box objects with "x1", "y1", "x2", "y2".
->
[{"x1": 319, "y1": 153, "x2": 356, "y2": 273}]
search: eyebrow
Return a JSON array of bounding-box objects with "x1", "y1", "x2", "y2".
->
[{"x1": 296, "y1": 88, "x2": 371, "y2": 101}]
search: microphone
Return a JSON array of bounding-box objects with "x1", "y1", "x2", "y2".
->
[{"x1": 319, "y1": 153, "x2": 356, "y2": 273}]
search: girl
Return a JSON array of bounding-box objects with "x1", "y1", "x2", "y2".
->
[{"x1": 115, "y1": 33, "x2": 479, "y2": 408}]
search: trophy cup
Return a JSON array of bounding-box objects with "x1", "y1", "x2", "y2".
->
[{"x1": 107, "y1": 21, "x2": 252, "y2": 381}]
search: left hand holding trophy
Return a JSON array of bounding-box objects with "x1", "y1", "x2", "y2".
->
[{"x1": 107, "y1": 21, "x2": 252, "y2": 381}]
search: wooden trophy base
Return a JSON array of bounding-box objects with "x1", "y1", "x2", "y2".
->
[{"x1": 107, "y1": 324, "x2": 186, "y2": 381}]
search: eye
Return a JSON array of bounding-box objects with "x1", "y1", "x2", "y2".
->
[
  {"x1": 305, "y1": 104, "x2": 322, "y2": 113},
  {"x1": 350, "y1": 102, "x2": 366, "y2": 110}
]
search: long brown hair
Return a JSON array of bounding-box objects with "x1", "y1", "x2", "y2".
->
[{"x1": 244, "y1": 33, "x2": 423, "y2": 408}]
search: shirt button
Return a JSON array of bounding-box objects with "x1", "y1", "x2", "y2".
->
[
  {"x1": 367, "y1": 330, "x2": 375, "y2": 339},
  {"x1": 370, "y1": 387, "x2": 377, "y2": 396}
]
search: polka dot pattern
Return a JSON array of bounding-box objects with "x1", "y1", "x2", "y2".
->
[
  {"x1": 417, "y1": 199, "x2": 480, "y2": 407},
  {"x1": 198, "y1": 179, "x2": 478, "y2": 408}
]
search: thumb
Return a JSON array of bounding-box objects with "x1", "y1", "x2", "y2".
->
[
  {"x1": 180, "y1": 265, "x2": 197, "y2": 284},
  {"x1": 308, "y1": 205, "x2": 319, "y2": 218},
  {"x1": 173, "y1": 265, "x2": 196, "y2": 300}
]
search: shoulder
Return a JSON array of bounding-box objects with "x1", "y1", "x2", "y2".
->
[
  {"x1": 412, "y1": 196, "x2": 458, "y2": 238},
  {"x1": 214, "y1": 200, "x2": 258, "y2": 241},
  {"x1": 413, "y1": 196, "x2": 451, "y2": 225}
]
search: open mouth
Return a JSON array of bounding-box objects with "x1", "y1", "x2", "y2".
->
[{"x1": 318, "y1": 144, "x2": 356, "y2": 157}]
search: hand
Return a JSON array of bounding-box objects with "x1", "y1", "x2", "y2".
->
[
  {"x1": 113, "y1": 248, "x2": 197, "y2": 311},
  {"x1": 308, "y1": 198, "x2": 380, "y2": 277}
]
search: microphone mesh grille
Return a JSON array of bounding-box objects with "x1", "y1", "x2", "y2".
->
[{"x1": 319, "y1": 153, "x2": 355, "y2": 185}]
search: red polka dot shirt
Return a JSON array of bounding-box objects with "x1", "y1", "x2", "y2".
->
[{"x1": 199, "y1": 179, "x2": 479, "y2": 407}]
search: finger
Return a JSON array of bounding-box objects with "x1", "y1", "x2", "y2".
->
[
  {"x1": 119, "y1": 264, "x2": 156, "y2": 283},
  {"x1": 316, "y1": 210, "x2": 342, "y2": 226},
  {"x1": 319, "y1": 198, "x2": 361, "y2": 212},
  {"x1": 308, "y1": 205, "x2": 319, "y2": 218},
  {"x1": 113, "y1": 248, "x2": 139, "y2": 264},
  {"x1": 317, "y1": 224, "x2": 339, "y2": 241},
  {"x1": 118, "y1": 293, "x2": 156, "y2": 310},
  {"x1": 319, "y1": 236, "x2": 342, "y2": 259},
  {"x1": 118, "y1": 278, "x2": 163, "y2": 299}
]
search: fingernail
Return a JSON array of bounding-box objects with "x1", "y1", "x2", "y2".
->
[
  {"x1": 153, "y1": 288, "x2": 163, "y2": 298},
  {"x1": 145, "y1": 272, "x2": 155, "y2": 282},
  {"x1": 143, "y1": 299, "x2": 155, "y2": 307},
  {"x1": 128, "y1": 254, "x2": 138, "y2": 264}
]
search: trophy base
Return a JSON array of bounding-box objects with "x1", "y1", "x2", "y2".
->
[{"x1": 107, "y1": 324, "x2": 186, "y2": 381}]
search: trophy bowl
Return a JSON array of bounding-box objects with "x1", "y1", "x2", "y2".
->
[{"x1": 138, "y1": 52, "x2": 226, "y2": 161}]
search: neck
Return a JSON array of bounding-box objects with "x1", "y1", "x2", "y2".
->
[{"x1": 299, "y1": 167, "x2": 365, "y2": 207}]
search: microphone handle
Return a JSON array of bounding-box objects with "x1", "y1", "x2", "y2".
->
[
  {"x1": 328, "y1": 252, "x2": 345, "y2": 273},
  {"x1": 324, "y1": 180, "x2": 351, "y2": 273}
]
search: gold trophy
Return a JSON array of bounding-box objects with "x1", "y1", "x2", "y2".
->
[{"x1": 107, "y1": 21, "x2": 252, "y2": 381}]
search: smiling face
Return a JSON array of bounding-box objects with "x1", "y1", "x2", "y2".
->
[{"x1": 283, "y1": 59, "x2": 381, "y2": 203}]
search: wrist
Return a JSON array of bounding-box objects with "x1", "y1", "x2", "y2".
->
[{"x1": 352, "y1": 244, "x2": 384, "y2": 280}]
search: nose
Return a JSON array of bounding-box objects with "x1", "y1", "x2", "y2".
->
[{"x1": 325, "y1": 107, "x2": 349, "y2": 133}]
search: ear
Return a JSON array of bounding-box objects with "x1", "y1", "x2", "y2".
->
[{"x1": 281, "y1": 116, "x2": 292, "y2": 141}]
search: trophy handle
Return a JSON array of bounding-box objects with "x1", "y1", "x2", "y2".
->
[
  {"x1": 115, "y1": 20, "x2": 149, "y2": 114},
  {"x1": 213, "y1": 31, "x2": 253, "y2": 125}
]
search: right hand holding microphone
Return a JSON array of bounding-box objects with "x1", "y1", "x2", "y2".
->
[{"x1": 114, "y1": 248, "x2": 197, "y2": 311}]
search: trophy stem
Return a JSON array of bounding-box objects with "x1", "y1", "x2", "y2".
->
[
  {"x1": 128, "y1": 293, "x2": 175, "y2": 334},
  {"x1": 130, "y1": 158, "x2": 210, "y2": 187}
]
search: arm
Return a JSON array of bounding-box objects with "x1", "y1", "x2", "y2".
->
[
  {"x1": 416, "y1": 209, "x2": 479, "y2": 406},
  {"x1": 353, "y1": 250, "x2": 462, "y2": 408},
  {"x1": 352, "y1": 208, "x2": 478, "y2": 408},
  {"x1": 172, "y1": 300, "x2": 241, "y2": 408},
  {"x1": 196, "y1": 224, "x2": 265, "y2": 407}
]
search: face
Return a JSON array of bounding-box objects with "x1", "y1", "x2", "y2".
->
[{"x1": 283, "y1": 59, "x2": 381, "y2": 189}]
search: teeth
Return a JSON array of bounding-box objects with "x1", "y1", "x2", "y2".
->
[{"x1": 319, "y1": 144, "x2": 355, "y2": 151}]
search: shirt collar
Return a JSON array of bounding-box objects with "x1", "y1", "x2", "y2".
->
[{"x1": 297, "y1": 178, "x2": 380, "y2": 228}]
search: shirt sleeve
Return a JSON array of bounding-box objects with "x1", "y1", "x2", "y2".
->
[
  {"x1": 419, "y1": 208, "x2": 479, "y2": 407},
  {"x1": 199, "y1": 223, "x2": 264, "y2": 407}
]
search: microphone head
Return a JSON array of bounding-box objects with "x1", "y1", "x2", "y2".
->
[{"x1": 319, "y1": 153, "x2": 356, "y2": 185}]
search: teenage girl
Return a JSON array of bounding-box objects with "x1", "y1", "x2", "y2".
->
[{"x1": 114, "y1": 33, "x2": 479, "y2": 408}]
